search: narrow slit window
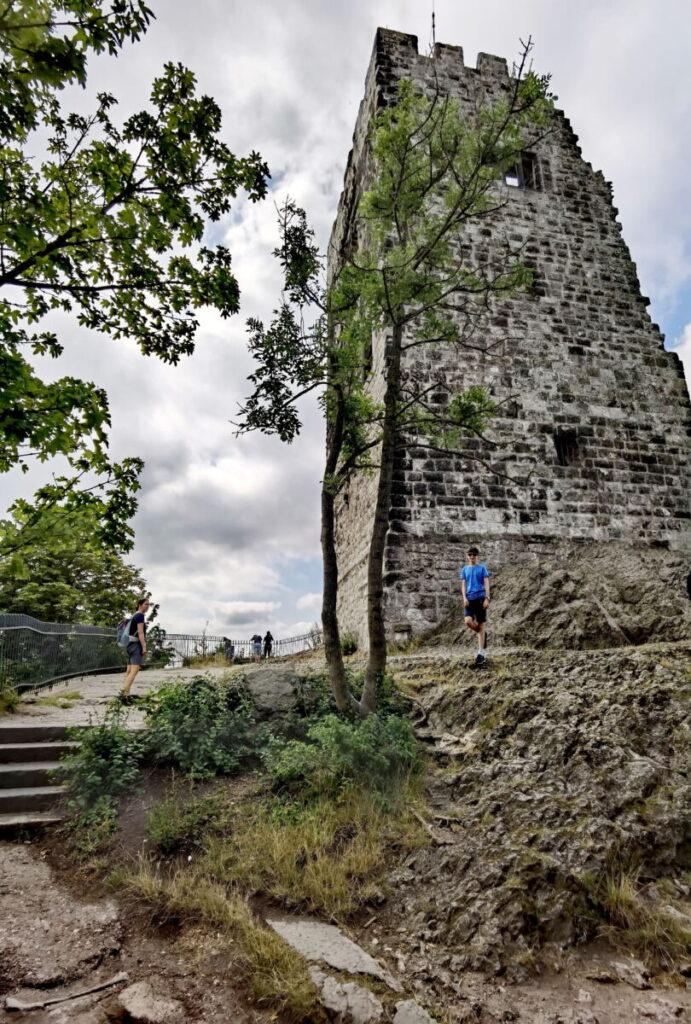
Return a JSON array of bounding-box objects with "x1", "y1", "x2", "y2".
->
[{"x1": 553, "y1": 429, "x2": 580, "y2": 467}]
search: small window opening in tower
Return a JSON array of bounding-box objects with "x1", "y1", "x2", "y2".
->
[
  {"x1": 504, "y1": 164, "x2": 521, "y2": 188},
  {"x1": 503, "y1": 152, "x2": 541, "y2": 190},
  {"x1": 553, "y1": 428, "x2": 580, "y2": 466}
]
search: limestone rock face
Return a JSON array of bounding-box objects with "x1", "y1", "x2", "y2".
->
[
  {"x1": 384, "y1": 643, "x2": 691, "y2": 984},
  {"x1": 431, "y1": 544, "x2": 690, "y2": 651},
  {"x1": 242, "y1": 665, "x2": 303, "y2": 717},
  {"x1": 393, "y1": 999, "x2": 439, "y2": 1024},
  {"x1": 309, "y1": 967, "x2": 384, "y2": 1023}
]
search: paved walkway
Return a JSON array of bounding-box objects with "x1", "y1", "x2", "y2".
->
[{"x1": 11, "y1": 666, "x2": 233, "y2": 729}]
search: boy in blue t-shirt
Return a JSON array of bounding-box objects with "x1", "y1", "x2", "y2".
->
[{"x1": 459, "y1": 546, "x2": 490, "y2": 665}]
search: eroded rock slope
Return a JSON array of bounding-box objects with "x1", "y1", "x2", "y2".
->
[{"x1": 385, "y1": 643, "x2": 691, "y2": 984}]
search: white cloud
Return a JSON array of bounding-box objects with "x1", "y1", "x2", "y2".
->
[
  {"x1": 296, "y1": 592, "x2": 322, "y2": 611},
  {"x1": 670, "y1": 325, "x2": 691, "y2": 394}
]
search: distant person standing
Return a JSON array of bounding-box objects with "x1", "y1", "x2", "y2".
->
[
  {"x1": 121, "y1": 597, "x2": 150, "y2": 702},
  {"x1": 223, "y1": 637, "x2": 235, "y2": 664},
  {"x1": 251, "y1": 633, "x2": 262, "y2": 662},
  {"x1": 460, "y1": 547, "x2": 490, "y2": 666},
  {"x1": 263, "y1": 630, "x2": 273, "y2": 658}
]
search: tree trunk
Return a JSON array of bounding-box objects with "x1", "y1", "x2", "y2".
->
[
  {"x1": 360, "y1": 322, "x2": 403, "y2": 715},
  {"x1": 320, "y1": 345, "x2": 355, "y2": 714},
  {"x1": 321, "y1": 475, "x2": 353, "y2": 713}
]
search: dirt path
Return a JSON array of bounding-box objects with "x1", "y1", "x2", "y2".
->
[{"x1": 0, "y1": 841, "x2": 259, "y2": 1024}]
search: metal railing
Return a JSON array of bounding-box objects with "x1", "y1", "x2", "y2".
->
[
  {"x1": 161, "y1": 631, "x2": 324, "y2": 668},
  {"x1": 0, "y1": 615, "x2": 323, "y2": 693}
]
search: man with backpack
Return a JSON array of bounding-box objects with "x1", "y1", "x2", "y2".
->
[{"x1": 120, "y1": 597, "x2": 149, "y2": 702}]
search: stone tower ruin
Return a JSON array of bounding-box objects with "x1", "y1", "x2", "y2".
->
[{"x1": 330, "y1": 29, "x2": 691, "y2": 644}]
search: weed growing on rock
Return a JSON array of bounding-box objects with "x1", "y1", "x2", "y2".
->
[
  {"x1": 581, "y1": 868, "x2": 691, "y2": 968},
  {"x1": 200, "y1": 787, "x2": 426, "y2": 917},
  {"x1": 0, "y1": 680, "x2": 20, "y2": 715},
  {"x1": 34, "y1": 689, "x2": 82, "y2": 708},
  {"x1": 340, "y1": 630, "x2": 358, "y2": 656}
]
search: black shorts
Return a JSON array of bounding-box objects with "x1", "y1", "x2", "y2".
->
[{"x1": 464, "y1": 597, "x2": 487, "y2": 624}]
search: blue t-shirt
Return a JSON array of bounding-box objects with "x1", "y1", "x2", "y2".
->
[{"x1": 460, "y1": 563, "x2": 489, "y2": 600}]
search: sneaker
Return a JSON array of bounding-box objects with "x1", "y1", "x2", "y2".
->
[{"x1": 474, "y1": 651, "x2": 485, "y2": 667}]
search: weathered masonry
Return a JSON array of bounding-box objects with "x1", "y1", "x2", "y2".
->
[{"x1": 330, "y1": 28, "x2": 691, "y2": 644}]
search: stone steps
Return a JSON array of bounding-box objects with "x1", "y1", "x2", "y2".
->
[
  {"x1": 0, "y1": 741, "x2": 79, "y2": 762},
  {"x1": 0, "y1": 723, "x2": 79, "y2": 832}
]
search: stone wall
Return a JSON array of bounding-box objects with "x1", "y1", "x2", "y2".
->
[{"x1": 330, "y1": 29, "x2": 691, "y2": 644}]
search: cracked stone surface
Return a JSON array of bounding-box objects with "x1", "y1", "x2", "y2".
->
[
  {"x1": 393, "y1": 999, "x2": 439, "y2": 1023},
  {"x1": 0, "y1": 845, "x2": 121, "y2": 988},
  {"x1": 309, "y1": 967, "x2": 383, "y2": 1023},
  {"x1": 267, "y1": 916, "x2": 398, "y2": 987}
]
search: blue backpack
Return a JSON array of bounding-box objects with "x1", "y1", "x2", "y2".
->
[{"x1": 116, "y1": 615, "x2": 134, "y2": 648}]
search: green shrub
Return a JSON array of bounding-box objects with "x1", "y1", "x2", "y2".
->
[
  {"x1": 0, "y1": 680, "x2": 20, "y2": 715},
  {"x1": 263, "y1": 712, "x2": 421, "y2": 798},
  {"x1": 58, "y1": 710, "x2": 146, "y2": 820},
  {"x1": 340, "y1": 631, "x2": 358, "y2": 656},
  {"x1": 147, "y1": 791, "x2": 224, "y2": 854},
  {"x1": 145, "y1": 675, "x2": 259, "y2": 778}
]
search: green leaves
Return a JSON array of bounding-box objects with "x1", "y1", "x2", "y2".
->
[
  {"x1": 0, "y1": 4, "x2": 270, "y2": 532},
  {"x1": 0, "y1": 2, "x2": 154, "y2": 139},
  {"x1": 0, "y1": 501, "x2": 148, "y2": 622},
  {"x1": 144, "y1": 675, "x2": 259, "y2": 779},
  {"x1": 263, "y1": 712, "x2": 421, "y2": 799}
]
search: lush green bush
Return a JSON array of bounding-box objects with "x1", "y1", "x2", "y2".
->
[
  {"x1": 263, "y1": 712, "x2": 421, "y2": 798},
  {"x1": 340, "y1": 631, "x2": 358, "y2": 656},
  {"x1": 144, "y1": 675, "x2": 259, "y2": 778},
  {"x1": 148, "y1": 791, "x2": 224, "y2": 854},
  {"x1": 58, "y1": 710, "x2": 146, "y2": 821}
]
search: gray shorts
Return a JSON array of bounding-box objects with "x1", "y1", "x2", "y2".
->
[{"x1": 127, "y1": 641, "x2": 144, "y2": 665}]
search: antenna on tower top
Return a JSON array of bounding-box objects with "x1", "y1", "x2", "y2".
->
[{"x1": 431, "y1": 1, "x2": 436, "y2": 53}]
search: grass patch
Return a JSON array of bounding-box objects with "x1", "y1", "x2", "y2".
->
[
  {"x1": 581, "y1": 867, "x2": 691, "y2": 968},
  {"x1": 147, "y1": 789, "x2": 225, "y2": 854},
  {"x1": 117, "y1": 861, "x2": 325, "y2": 1022},
  {"x1": 199, "y1": 784, "x2": 427, "y2": 918},
  {"x1": 34, "y1": 689, "x2": 82, "y2": 708}
]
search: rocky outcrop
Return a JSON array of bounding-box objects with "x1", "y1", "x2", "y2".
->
[
  {"x1": 384, "y1": 643, "x2": 691, "y2": 983},
  {"x1": 429, "y1": 544, "x2": 690, "y2": 650}
]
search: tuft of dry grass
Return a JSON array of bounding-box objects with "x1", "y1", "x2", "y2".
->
[
  {"x1": 590, "y1": 868, "x2": 691, "y2": 968},
  {"x1": 199, "y1": 786, "x2": 428, "y2": 918},
  {"x1": 34, "y1": 689, "x2": 82, "y2": 708},
  {"x1": 118, "y1": 859, "x2": 325, "y2": 1021}
]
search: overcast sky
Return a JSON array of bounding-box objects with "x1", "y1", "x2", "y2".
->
[{"x1": 3, "y1": 0, "x2": 691, "y2": 637}]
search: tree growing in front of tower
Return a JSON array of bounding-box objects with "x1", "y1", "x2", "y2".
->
[
  {"x1": 239, "y1": 48, "x2": 553, "y2": 714},
  {"x1": 0, "y1": 2, "x2": 269, "y2": 551}
]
